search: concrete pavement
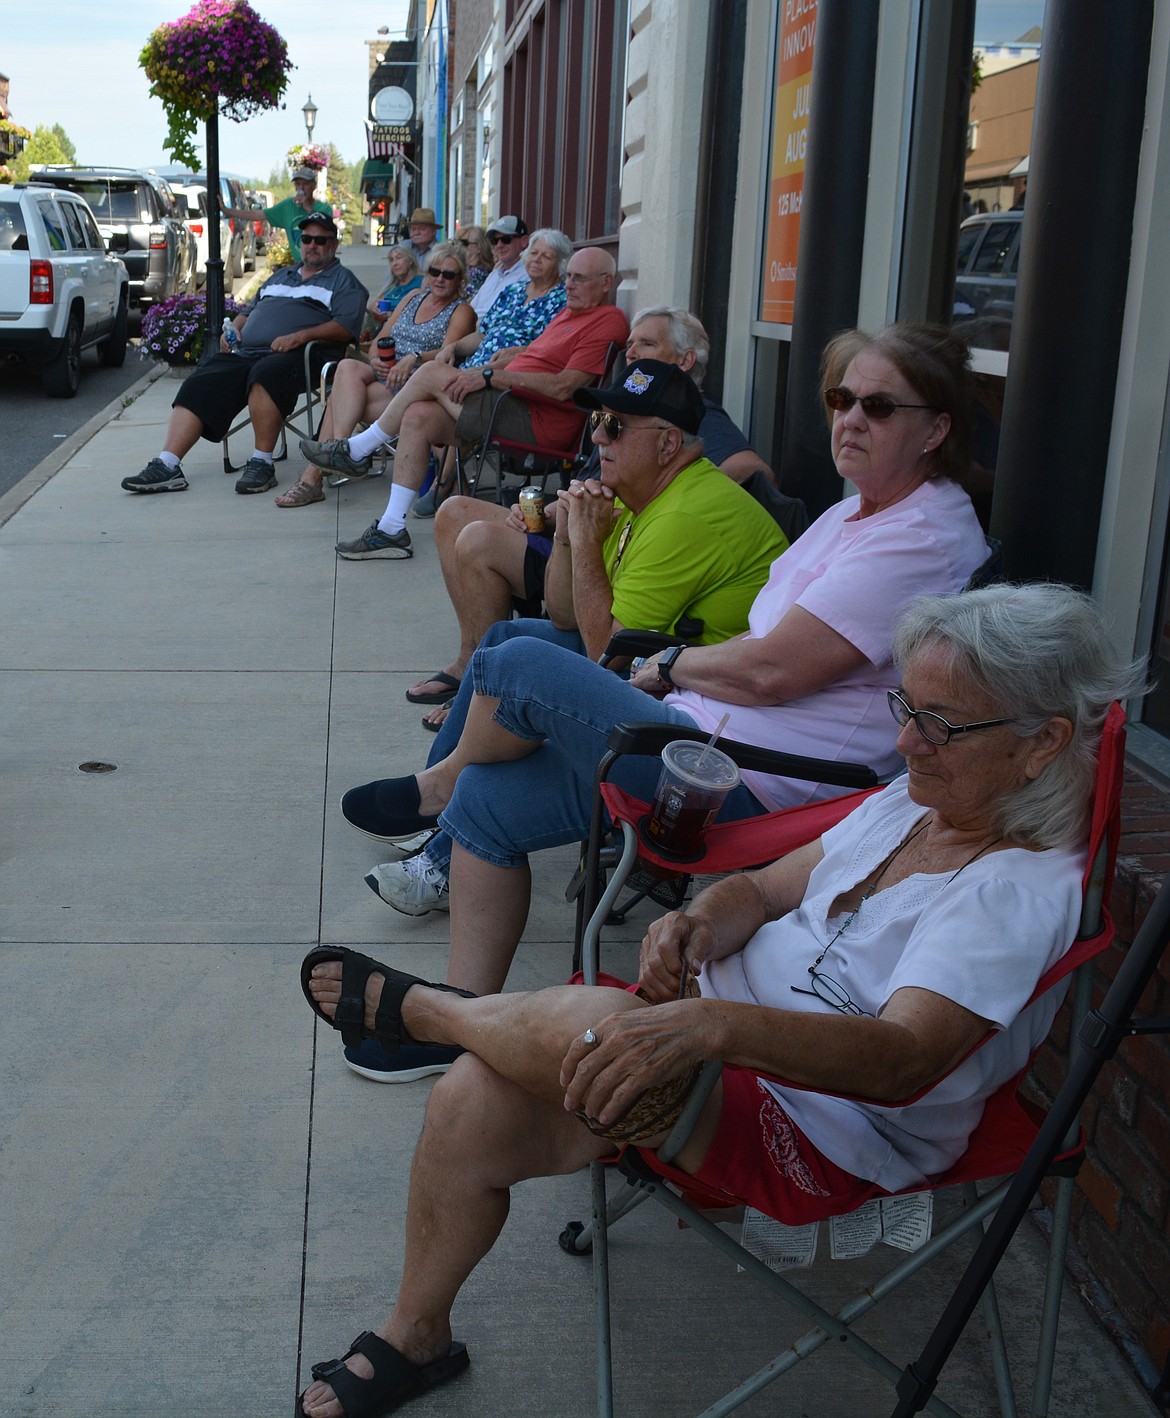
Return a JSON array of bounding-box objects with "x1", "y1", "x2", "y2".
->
[{"x1": 0, "y1": 245, "x2": 1159, "y2": 1417}]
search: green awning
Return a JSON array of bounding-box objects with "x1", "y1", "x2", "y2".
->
[{"x1": 360, "y1": 160, "x2": 397, "y2": 184}]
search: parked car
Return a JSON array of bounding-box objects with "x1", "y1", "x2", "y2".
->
[
  {"x1": 170, "y1": 181, "x2": 237, "y2": 289},
  {"x1": 953, "y1": 210, "x2": 1022, "y2": 322},
  {"x1": 169, "y1": 172, "x2": 253, "y2": 278},
  {"x1": 30, "y1": 166, "x2": 196, "y2": 311},
  {"x1": 0, "y1": 182, "x2": 130, "y2": 396},
  {"x1": 245, "y1": 192, "x2": 271, "y2": 255}
]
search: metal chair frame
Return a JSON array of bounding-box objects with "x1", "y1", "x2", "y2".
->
[
  {"x1": 220, "y1": 338, "x2": 355, "y2": 475},
  {"x1": 562, "y1": 704, "x2": 1129, "y2": 1418}
]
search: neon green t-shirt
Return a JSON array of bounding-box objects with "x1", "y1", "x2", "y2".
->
[{"x1": 602, "y1": 458, "x2": 788, "y2": 643}]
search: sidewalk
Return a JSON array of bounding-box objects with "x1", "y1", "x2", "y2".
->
[{"x1": 0, "y1": 250, "x2": 1159, "y2": 1417}]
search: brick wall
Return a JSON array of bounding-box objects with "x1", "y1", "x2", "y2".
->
[{"x1": 1030, "y1": 758, "x2": 1170, "y2": 1379}]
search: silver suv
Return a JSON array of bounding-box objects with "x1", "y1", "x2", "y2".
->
[
  {"x1": 0, "y1": 182, "x2": 130, "y2": 397},
  {"x1": 31, "y1": 166, "x2": 196, "y2": 311}
]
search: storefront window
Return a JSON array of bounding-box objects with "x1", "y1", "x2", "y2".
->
[{"x1": 952, "y1": 3, "x2": 1043, "y2": 358}]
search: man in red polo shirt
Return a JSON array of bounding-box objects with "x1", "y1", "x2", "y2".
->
[{"x1": 300, "y1": 246, "x2": 628, "y2": 561}]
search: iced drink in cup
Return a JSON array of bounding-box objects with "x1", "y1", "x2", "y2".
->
[{"x1": 645, "y1": 740, "x2": 740, "y2": 857}]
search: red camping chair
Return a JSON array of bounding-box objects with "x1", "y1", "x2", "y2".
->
[{"x1": 562, "y1": 702, "x2": 1128, "y2": 1418}]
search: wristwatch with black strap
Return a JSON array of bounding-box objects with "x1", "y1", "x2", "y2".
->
[
  {"x1": 657, "y1": 644, "x2": 685, "y2": 687},
  {"x1": 483, "y1": 367, "x2": 494, "y2": 387}
]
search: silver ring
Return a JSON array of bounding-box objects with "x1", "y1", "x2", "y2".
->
[{"x1": 581, "y1": 1029, "x2": 598, "y2": 1047}]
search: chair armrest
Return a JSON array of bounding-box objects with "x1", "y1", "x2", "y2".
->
[{"x1": 605, "y1": 721, "x2": 880, "y2": 791}]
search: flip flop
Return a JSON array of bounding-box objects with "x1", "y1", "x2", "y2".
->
[
  {"x1": 421, "y1": 698, "x2": 453, "y2": 733},
  {"x1": 300, "y1": 946, "x2": 475, "y2": 1052},
  {"x1": 405, "y1": 670, "x2": 461, "y2": 705},
  {"x1": 296, "y1": 1329, "x2": 469, "y2": 1418}
]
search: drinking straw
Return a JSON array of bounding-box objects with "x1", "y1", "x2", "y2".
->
[{"x1": 697, "y1": 712, "x2": 731, "y2": 770}]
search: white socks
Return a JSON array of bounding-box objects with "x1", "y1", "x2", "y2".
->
[
  {"x1": 377, "y1": 483, "x2": 418, "y2": 536},
  {"x1": 158, "y1": 451, "x2": 182, "y2": 471},
  {"x1": 349, "y1": 423, "x2": 392, "y2": 460}
]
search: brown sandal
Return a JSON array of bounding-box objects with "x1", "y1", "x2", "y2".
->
[{"x1": 275, "y1": 479, "x2": 326, "y2": 508}]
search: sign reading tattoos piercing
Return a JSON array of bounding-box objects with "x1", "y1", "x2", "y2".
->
[{"x1": 759, "y1": 0, "x2": 817, "y2": 326}]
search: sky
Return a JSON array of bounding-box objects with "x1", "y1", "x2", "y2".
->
[
  {"x1": 973, "y1": 2, "x2": 1046, "y2": 45},
  {"x1": 2, "y1": 0, "x2": 1044, "y2": 183},
  {"x1": 2, "y1": 0, "x2": 412, "y2": 182}
]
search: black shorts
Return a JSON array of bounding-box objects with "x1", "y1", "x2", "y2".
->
[
  {"x1": 453, "y1": 387, "x2": 537, "y2": 446},
  {"x1": 174, "y1": 347, "x2": 330, "y2": 443}
]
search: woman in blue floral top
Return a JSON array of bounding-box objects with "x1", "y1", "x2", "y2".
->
[{"x1": 436, "y1": 228, "x2": 570, "y2": 372}]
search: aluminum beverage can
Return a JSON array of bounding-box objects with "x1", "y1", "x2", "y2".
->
[{"x1": 519, "y1": 485, "x2": 545, "y2": 532}]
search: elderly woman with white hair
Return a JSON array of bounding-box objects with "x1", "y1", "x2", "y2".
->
[
  {"x1": 297, "y1": 581, "x2": 1144, "y2": 1418},
  {"x1": 406, "y1": 228, "x2": 572, "y2": 517}
]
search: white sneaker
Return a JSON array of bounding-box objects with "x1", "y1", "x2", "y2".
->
[
  {"x1": 375, "y1": 828, "x2": 439, "y2": 862},
  {"x1": 365, "y1": 853, "x2": 450, "y2": 915}
]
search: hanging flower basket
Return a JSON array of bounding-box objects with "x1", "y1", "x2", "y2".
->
[
  {"x1": 139, "y1": 0, "x2": 292, "y2": 168},
  {"x1": 287, "y1": 143, "x2": 329, "y2": 173},
  {"x1": 139, "y1": 292, "x2": 246, "y2": 367}
]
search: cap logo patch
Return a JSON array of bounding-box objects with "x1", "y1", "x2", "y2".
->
[{"x1": 624, "y1": 370, "x2": 653, "y2": 394}]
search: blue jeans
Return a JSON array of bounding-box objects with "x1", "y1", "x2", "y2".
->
[{"x1": 422, "y1": 621, "x2": 765, "y2": 870}]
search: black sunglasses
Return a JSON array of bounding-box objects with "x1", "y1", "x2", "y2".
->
[
  {"x1": 428, "y1": 266, "x2": 461, "y2": 280},
  {"x1": 589, "y1": 410, "x2": 671, "y2": 441},
  {"x1": 300, "y1": 233, "x2": 333, "y2": 246},
  {"x1": 824, "y1": 386, "x2": 938, "y2": 420},
  {"x1": 490, "y1": 234, "x2": 518, "y2": 245},
  {"x1": 887, "y1": 689, "x2": 1015, "y2": 746}
]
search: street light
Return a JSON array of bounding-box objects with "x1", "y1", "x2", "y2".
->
[{"x1": 302, "y1": 94, "x2": 318, "y2": 144}]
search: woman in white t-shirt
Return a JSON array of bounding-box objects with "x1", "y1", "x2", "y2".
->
[{"x1": 297, "y1": 584, "x2": 1143, "y2": 1417}]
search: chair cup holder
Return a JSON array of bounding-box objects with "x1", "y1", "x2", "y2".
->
[{"x1": 636, "y1": 814, "x2": 710, "y2": 868}]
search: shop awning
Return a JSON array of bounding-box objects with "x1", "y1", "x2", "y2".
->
[{"x1": 360, "y1": 159, "x2": 397, "y2": 185}]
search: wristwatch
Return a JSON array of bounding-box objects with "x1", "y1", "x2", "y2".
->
[
  {"x1": 657, "y1": 644, "x2": 685, "y2": 687},
  {"x1": 483, "y1": 367, "x2": 494, "y2": 386}
]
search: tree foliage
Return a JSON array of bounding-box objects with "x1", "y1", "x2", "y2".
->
[{"x1": 12, "y1": 124, "x2": 77, "y2": 182}]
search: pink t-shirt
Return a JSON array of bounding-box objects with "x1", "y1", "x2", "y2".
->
[{"x1": 668, "y1": 477, "x2": 988, "y2": 809}]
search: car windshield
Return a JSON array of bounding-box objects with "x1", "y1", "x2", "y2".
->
[{"x1": 66, "y1": 182, "x2": 141, "y2": 222}]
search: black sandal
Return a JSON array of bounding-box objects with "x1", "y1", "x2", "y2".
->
[
  {"x1": 295, "y1": 1329, "x2": 469, "y2": 1417},
  {"x1": 300, "y1": 947, "x2": 475, "y2": 1052}
]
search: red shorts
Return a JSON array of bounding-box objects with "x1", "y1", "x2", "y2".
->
[{"x1": 645, "y1": 1067, "x2": 886, "y2": 1225}]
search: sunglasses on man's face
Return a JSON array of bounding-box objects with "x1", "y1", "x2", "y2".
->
[
  {"x1": 589, "y1": 410, "x2": 671, "y2": 441},
  {"x1": 823, "y1": 386, "x2": 938, "y2": 420},
  {"x1": 490, "y1": 234, "x2": 518, "y2": 245},
  {"x1": 428, "y1": 266, "x2": 461, "y2": 281},
  {"x1": 300, "y1": 233, "x2": 333, "y2": 246}
]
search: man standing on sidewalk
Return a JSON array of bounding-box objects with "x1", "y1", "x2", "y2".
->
[{"x1": 121, "y1": 214, "x2": 366, "y2": 497}]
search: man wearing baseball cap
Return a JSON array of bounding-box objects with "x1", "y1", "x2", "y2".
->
[
  {"x1": 343, "y1": 359, "x2": 787, "y2": 1040},
  {"x1": 471, "y1": 215, "x2": 531, "y2": 319},
  {"x1": 251, "y1": 167, "x2": 333, "y2": 259},
  {"x1": 121, "y1": 212, "x2": 367, "y2": 497}
]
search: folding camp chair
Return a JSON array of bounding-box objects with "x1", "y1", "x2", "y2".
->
[
  {"x1": 562, "y1": 702, "x2": 1128, "y2": 1418},
  {"x1": 454, "y1": 342, "x2": 622, "y2": 504},
  {"x1": 221, "y1": 338, "x2": 356, "y2": 474}
]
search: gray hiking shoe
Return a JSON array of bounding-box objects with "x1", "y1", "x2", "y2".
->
[
  {"x1": 298, "y1": 436, "x2": 374, "y2": 478},
  {"x1": 336, "y1": 522, "x2": 413, "y2": 560},
  {"x1": 234, "y1": 457, "x2": 278, "y2": 494},
  {"x1": 121, "y1": 457, "x2": 188, "y2": 493}
]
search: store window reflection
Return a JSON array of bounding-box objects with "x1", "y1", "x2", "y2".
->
[{"x1": 952, "y1": 5, "x2": 1043, "y2": 352}]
